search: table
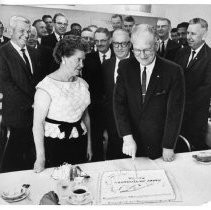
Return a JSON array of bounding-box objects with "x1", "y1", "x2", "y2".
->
[{"x1": 0, "y1": 150, "x2": 211, "y2": 205}]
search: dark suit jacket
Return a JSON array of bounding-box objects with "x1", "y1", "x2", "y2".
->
[
  {"x1": 82, "y1": 50, "x2": 114, "y2": 109},
  {"x1": 157, "y1": 39, "x2": 180, "y2": 61},
  {"x1": 36, "y1": 44, "x2": 57, "y2": 82},
  {"x1": 0, "y1": 36, "x2": 10, "y2": 47},
  {"x1": 113, "y1": 56, "x2": 185, "y2": 159},
  {"x1": 41, "y1": 32, "x2": 58, "y2": 50},
  {"x1": 174, "y1": 44, "x2": 211, "y2": 143},
  {"x1": 0, "y1": 42, "x2": 40, "y2": 128}
]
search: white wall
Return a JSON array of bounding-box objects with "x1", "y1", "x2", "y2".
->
[
  {"x1": 1, "y1": 4, "x2": 211, "y2": 46},
  {"x1": 153, "y1": 4, "x2": 211, "y2": 46},
  {"x1": 0, "y1": 5, "x2": 157, "y2": 37}
]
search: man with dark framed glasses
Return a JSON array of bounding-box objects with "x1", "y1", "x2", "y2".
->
[
  {"x1": 102, "y1": 28, "x2": 132, "y2": 160},
  {"x1": 113, "y1": 24, "x2": 185, "y2": 162}
]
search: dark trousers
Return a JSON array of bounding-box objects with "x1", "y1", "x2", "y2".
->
[
  {"x1": 1, "y1": 126, "x2": 35, "y2": 173},
  {"x1": 89, "y1": 106, "x2": 104, "y2": 162}
]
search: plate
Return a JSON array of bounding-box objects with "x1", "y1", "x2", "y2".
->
[
  {"x1": 66, "y1": 195, "x2": 93, "y2": 205},
  {"x1": 1, "y1": 188, "x2": 29, "y2": 203},
  {"x1": 192, "y1": 152, "x2": 211, "y2": 164}
]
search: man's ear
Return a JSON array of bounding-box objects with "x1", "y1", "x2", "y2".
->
[
  {"x1": 202, "y1": 30, "x2": 208, "y2": 41},
  {"x1": 8, "y1": 27, "x2": 13, "y2": 37}
]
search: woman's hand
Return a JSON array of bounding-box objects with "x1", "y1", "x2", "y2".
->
[
  {"x1": 34, "y1": 158, "x2": 45, "y2": 173},
  {"x1": 86, "y1": 141, "x2": 93, "y2": 162}
]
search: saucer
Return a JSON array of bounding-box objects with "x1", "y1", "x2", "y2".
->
[
  {"x1": 192, "y1": 152, "x2": 211, "y2": 164},
  {"x1": 66, "y1": 195, "x2": 93, "y2": 205},
  {"x1": 1, "y1": 189, "x2": 29, "y2": 203}
]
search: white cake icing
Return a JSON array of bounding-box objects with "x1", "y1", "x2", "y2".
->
[
  {"x1": 51, "y1": 163, "x2": 71, "y2": 180},
  {"x1": 100, "y1": 169, "x2": 175, "y2": 204}
]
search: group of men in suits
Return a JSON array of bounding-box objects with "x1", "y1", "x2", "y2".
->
[{"x1": 0, "y1": 13, "x2": 211, "y2": 172}]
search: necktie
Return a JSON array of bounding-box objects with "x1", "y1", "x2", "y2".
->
[
  {"x1": 141, "y1": 66, "x2": 147, "y2": 103},
  {"x1": 59, "y1": 35, "x2": 63, "y2": 40},
  {"x1": 21, "y1": 48, "x2": 32, "y2": 76},
  {"x1": 187, "y1": 50, "x2": 196, "y2": 68},
  {"x1": 160, "y1": 41, "x2": 165, "y2": 57},
  {"x1": 102, "y1": 54, "x2": 106, "y2": 63}
]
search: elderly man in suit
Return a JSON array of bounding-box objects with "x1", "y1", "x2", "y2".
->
[
  {"x1": 113, "y1": 24, "x2": 185, "y2": 161},
  {"x1": 82, "y1": 27, "x2": 114, "y2": 161},
  {"x1": 41, "y1": 13, "x2": 68, "y2": 50},
  {"x1": 175, "y1": 18, "x2": 211, "y2": 151},
  {"x1": 0, "y1": 16, "x2": 40, "y2": 172},
  {"x1": 102, "y1": 28, "x2": 132, "y2": 160},
  {"x1": 0, "y1": 21, "x2": 10, "y2": 47},
  {"x1": 156, "y1": 18, "x2": 180, "y2": 61}
]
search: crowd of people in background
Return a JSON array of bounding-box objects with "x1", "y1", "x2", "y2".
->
[{"x1": 0, "y1": 12, "x2": 211, "y2": 173}]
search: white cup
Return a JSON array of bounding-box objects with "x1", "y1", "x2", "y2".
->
[{"x1": 70, "y1": 186, "x2": 90, "y2": 203}]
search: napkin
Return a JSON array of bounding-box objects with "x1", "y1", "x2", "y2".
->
[{"x1": 39, "y1": 191, "x2": 59, "y2": 205}]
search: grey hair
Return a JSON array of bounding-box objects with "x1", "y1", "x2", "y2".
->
[
  {"x1": 9, "y1": 16, "x2": 31, "y2": 29},
  {"x1": 131, "y1": 24, "x2": 158, "y2": 43},
  {"x1": 112, "y1": 28, "x2": 131, "y2": 38},
  {"x1": 189, "y1": 18, "x2": 208, "y2": 31}
]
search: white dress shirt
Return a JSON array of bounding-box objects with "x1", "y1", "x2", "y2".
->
[
  {"x1": 187, "y1": 43, "x2": 205, "y2": 67},
  {"x1": 10, "y1": 40, "x2": 33, "y2": 74},
  {"x1": 140, "y1": 57, "x2": 156, "y2": 90},
  {"x1": 158, "y1": 38, "x2": 169, "y2": 52},
  {"x1": 114, "y1": 53, "x2": 130, "y2": 83},
  {"x1": 99, "y1": 48, "x2": 111, "y2": 64},
  {"x1": 55, "y1": 32, "x2": 63, "y2": 41}
]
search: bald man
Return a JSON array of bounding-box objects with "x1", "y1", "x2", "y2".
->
[{"x1": 113, "y1": 24, "x2": 185, "y2": 161}]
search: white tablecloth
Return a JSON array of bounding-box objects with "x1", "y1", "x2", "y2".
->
[{"x1": 0, "y1": 150, "x2": 211, "y2": 205}]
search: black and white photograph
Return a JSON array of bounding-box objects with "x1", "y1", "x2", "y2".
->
[{"x1": 0, "y1": 0, "x2": 211, "y2": 207}]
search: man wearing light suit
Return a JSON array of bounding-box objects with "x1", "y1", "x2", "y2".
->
[
  {"x1": 0, "y1": 16, "x2": 40, "y2": 172},
  {"x1": 175, "y1": 18, "x2": 211, "y2": 151},
  {"x1": 113, "y1": 24, "x2": 185, "y2": 161},
  {"x1": 102, "y1": 29, "x2": 132, "y2": 160}
]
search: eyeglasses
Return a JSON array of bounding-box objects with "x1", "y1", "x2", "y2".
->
[
  {"x1": 113, "y1": 42, "x2": 130, "y2": 48},
  {"x1": 94, "y1": 39, "x2": 109, "y2": 44},
  {"x1": 132, "y1": 48, "x2": 154, "y2": 56},
  {"x1": 82, "y1": 36, "x2": 94, "y2": 42},
  {"x1": 55, "y1": 22, "x2": 68, "y2": 27}
]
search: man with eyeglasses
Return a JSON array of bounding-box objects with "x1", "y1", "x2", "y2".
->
[
  {"x1": 0, "y1": 21, "x2": 10, "y2": 47},
  {"x1": 41, "y1": 13, "x2": 68, "y2": 50},
  {"x1": 82, "y1": 27, "x2": 114, "y2": 161},
  {"x1": 156, "y1": 18, "x2": 180, "y2": 61},
  {"x1": 113, "y1": 24, "x2": 185, "y2": 162},
  {"x1": 102, "y1": 29, "x2": 132, "y2": 160}
]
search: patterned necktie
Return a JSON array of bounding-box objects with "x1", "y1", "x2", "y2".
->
[
  {"x1": 141, "y1": 66, "x2": 147, "y2": 103},
  {"x1": 187, "y1": 50, "x2": 196, "y2": 68},
  {"x1": 20, "y1": 48, "x2": 32, "y2": 76}
]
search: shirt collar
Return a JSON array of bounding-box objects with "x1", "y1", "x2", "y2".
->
[
  {"x1": 99, "y1": 48, "x2": 111, "y2": 58},
  {"x1": 140, "y1": 56, "x2": 156, "y2": 71},
  {"x1": 159, "y1": 38, "x2": 169, "y2": 45},
  {"x1": 116, "y1": 52, "x2": 130, "y2": 64},
  {"x1": 192, "y1": 43, "x2": 205, "y2": 56},
  {"x1": 54, "y1": 32, "x2": 62, "y2": 41},
  {"x1": 0, "y1": 36, "x2": 4, "y2": 42},
  {"x1": 10, "y1": 40, "x2": 26, "y2": 52}
]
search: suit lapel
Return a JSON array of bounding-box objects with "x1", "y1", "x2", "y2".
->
[
  {"x1": 187, "y1": 44, "x2": 207, "y2": 70},
  {"x1": 142, "y1": 57, "x2": 161, "y2": 111},
  {"x1": 128, "y1": 58, "x2": 143, "y2": 108},
  {"x1": 7, "y1": 42, "x2": 32, "y2": 79}
]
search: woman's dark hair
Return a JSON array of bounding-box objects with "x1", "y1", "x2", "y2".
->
[{"x1": 53, "y1": 37, "x2": 89, "y2": 64}]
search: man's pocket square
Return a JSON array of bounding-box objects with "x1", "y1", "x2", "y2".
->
[{"x1": 155, "y1": 90, "x2": 166, "y2": 96}]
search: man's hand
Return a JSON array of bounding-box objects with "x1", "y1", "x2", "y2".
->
[
  {"x1": 122, "y1": 135, "x2": 137, "y2": 160},
  {"x1": 162, "y1": 148, "x2": 175, "y2": 162}
]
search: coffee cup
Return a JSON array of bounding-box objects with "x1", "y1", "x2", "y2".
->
[{"x1": 70, "y1": 186, "x2": 90, "y2": 203}]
